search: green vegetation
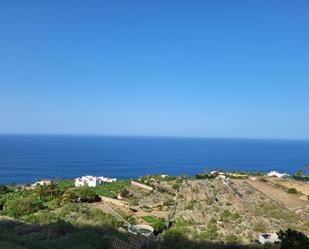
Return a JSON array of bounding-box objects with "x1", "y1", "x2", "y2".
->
[
  {"x1": 0, "y1": 174, "x2": 308, "y2": 248},
  {"x1": 278, "y1": 228, "x2": 309, "y2": 249},
  {"x1": 94, "y1": 180, "x2": 130, "y2": 198},
  {"x1": 0, "y1": 180, "x2": 126, "y2": 219},
  {"x1": 197, "y1": 219, "x2": 219, "y2": 241},
  {"x1": 253, "y1": 221, "x2": 267, "y2": 232},
  {"x1": 0, "y1": 219, "x2": 114, "y2": 249},
  {"x1": 73, "y1": 187, "x2": 100, "y2": 202},
  {"x1": 141, "y1": 215, "x2": 165, "y2": 234},
  {"x1": 194, "y1": 174, "x2": 209, "y2": 179},
  {"x1": 172, "y1": 182, "x2": 181, "y2": 190},
  {"x1": 56, "y1": 179, "x2": 75, "y2": 189},
  {"x1": 185, "y1": 199, "x2": 197, "y2": 210},
  {"x1": 220, "y1": 209, "x2": 241, "y2": 223},
  {"x1": 287, "y1": 187, "x2": 297, "y2": 194},
  {"x1": 4, "y1": 196, "x2": 43, "y2": 217},
  {"x1": 0, "y1": 185, "x2": 10, "y2": 194}
]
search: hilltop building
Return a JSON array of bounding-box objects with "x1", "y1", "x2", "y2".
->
[{"x1": 267, "y1": 171, "x2": 288, "y2": 178}]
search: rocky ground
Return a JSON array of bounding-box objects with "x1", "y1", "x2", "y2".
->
[{"x1": 171, "y1": 178, "x2": 309, "y2": 244}]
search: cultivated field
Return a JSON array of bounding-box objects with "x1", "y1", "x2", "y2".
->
[
  {"x1": 267, "y1": 177, "x2": 309, "y2": 196},
  {"x1": 247, "y1": 179, "x2": 309, "y2": 209},
  {"x1": 169, "y1": 178, "x2": 309, "y2": 244}
]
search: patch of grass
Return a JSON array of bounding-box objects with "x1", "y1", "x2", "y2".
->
[
  {"x1": 172, "y1": 182, "x2": 181, "y2": 190},
  {"x1": 225, "y1": 234, "x2": 240, "y2": 243},
  {"x1": 219, "y1": 209, "x2": 241, "y2": 223},
  {"x1": 56, "y1": 179, "x2": 75, "y2": 190},
  {"x1": 253, "y1": 221, "x2": 267, "y2": 232},
  {"x1": 141, "y1": 206, "x2": 152, "y2": 212},
  {"x1": 142, "y1": 215, "x2": 157, "y2": 223},
  {"x1": 94, "y1": 180, "x2": 130, "y2": 198},
  {"x1": 141, "y1": 216, "x2": 165, "y2": 234},
  {"x1": 126, "y1": 196, "x2": 139, "y2": 206},
  {"x1": 185, "y1": 200, "x2": 197, "y2": 210}
]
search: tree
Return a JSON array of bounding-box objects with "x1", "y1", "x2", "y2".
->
[
  {"x1": 278, "y1": 229, "x2": 309, "y2": 249},
  {"x1": 61, "y1": 191, "x2": 78, "y2": 203},
  {"x1": 287, "y1": 188, "x2": 297, "y2": 194},
  {"x1": 75, "y1": 187, "x2": 100, "y2": 203},
  {"x1": 294, "y1": 170, "x2": 303, "y2": 177},
  {"x1": 0, "y1": 185, "x2": 9, "y2": 194}
]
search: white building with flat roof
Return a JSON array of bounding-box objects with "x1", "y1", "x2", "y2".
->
[
  {"x1": 267, "y1": 171, "x2": 288, "y2": 178},
  {"x1": 75, "y1": 175, "x2": 117, "y2": 187}
]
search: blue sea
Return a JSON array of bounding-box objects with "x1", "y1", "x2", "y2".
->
[{"x1": 0, "y1": 135, "x2": 308, "y2": 185}]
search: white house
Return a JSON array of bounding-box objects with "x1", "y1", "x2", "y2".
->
[
  {"x1": 259, "y1": 233, "x2": 280, "y2": 244},
  {"x1": 267, "y1": 171, "x2": 288, "y2": 178},
  {"x1": 75, "y1": 176, "x2": 99, "y2": 187},
  {"x1": 31, "y1": 179, "x2": 52, "y2": 187},
  {"x1": 75, "y1": 175, "x2": 117, "y2": 187},
  {"x1": 97, "y1": 176, "x2": 117, "y2": 183}
]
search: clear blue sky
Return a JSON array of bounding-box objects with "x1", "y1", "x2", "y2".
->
[{"x1": 1, "y1": 1, "x2": 308, "y2": 139}]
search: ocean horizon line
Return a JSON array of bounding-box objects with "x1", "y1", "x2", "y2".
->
[{"x1": 1, "y1": 133, "x2": 309, "y2": 142}]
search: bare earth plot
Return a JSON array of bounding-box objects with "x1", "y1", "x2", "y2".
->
[
  {"x1": 247, "y1": 179, "x2": 309, "y2": 209},
  {"x1": 267, "y1": 178, "x2": 309, "y2": 196}
]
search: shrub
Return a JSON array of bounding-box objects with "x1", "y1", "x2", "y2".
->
[
  {"x1": 220, "y1": 209, "x2": 239, "y2": 223},
  {"x1": 199, "y1": 228, "x2": 218, "y2": 241},
  {"x1": 0, "y1": 185, "x2": 10, "y2": 195},
  {"x1": 126, "y1": 196, "x2": 139, "y2": 206},
  {"x1": 195, "y1": 174, "x2": 208, "y2": 180},
  {"x1": 142, "y1": 216, "x2": 165, "y2": 234},
  {"x1": 185, "y1": 200, "x2": 196, "y2": 210},
  {"x1": 278, "y1": 228, "x2": 309, "y2": 249},
  {"x1": 162, "y1": 229, "x2": 189, "y2": 248},
  {"x1": 22, "y1": 210, "x2": 58, "y2": 224},
  {"x1": 172, "y1": 183, "x2": 180, "y2": 190},
  {"x1": 4, "y1": 196, "x2": 43, "y2": 217},
  {"x1": 44, "y1": 199, "x2": 61, "y2": 209},
  {"x1": 253, "y1": 221, "x2": 267, "y2": 232},
  {"x1": 126, "y1": 216, "x2": 137, "y2": 225},
  {"x1": 141, "y1": 206, "x2": 152, "y2": 212},
  {"x1": 287, "y1": 188, "x2": 297, "y2": 194},
  {"x1": 259, "y1": 178, "x2": 268, "y2": 182},
  {"x1": 61, "y1": 191, "x2": 78, "y2": 203},
  {"x1": 163, "y1": 198, "x2": 174, "y2": 206},
  {"x1": 163, "y1": 176, "x2": 178, "y2": 181},
  {"x1": 74, "y1": 188, "x2": 100, "y2": 203},
  {"x1": 56, "y1": 179, "x2": 75, "y2": 190},
  {"x1": 225, "y1": 234, "x2": 239, "y2": 243}
]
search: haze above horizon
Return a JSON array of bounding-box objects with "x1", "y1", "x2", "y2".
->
[{"x1": 1, "y1": 1, "x2": 308, "y2": 139}]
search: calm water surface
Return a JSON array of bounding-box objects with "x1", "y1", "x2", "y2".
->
[{"x1": 0, "y1": 135, "x2": 308, "y2": 184}]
